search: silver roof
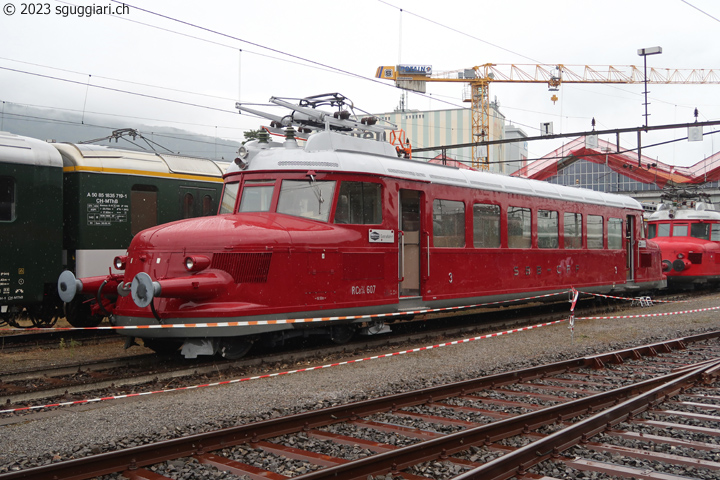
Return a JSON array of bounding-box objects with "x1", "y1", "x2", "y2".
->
[
  {"x1": 0, "y1": 131, "x2": 63, "y2": 168},
  {"x1": 229, "y1": 131, "x2": 643, "y2": 210}
]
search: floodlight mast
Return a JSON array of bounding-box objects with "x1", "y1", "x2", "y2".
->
[{"x1": 638, "y1": 46, "x2": 663, "y2": 128}]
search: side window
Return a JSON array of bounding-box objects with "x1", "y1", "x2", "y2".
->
[
  {"x1": 182, "y1": 192, "x2": 194, "y2": 219},
  {"x1": 587, "y1": 214, "x2": 603, "y2": 249},
  {"x1": 690, "y1": 223, "x2": 710, "y2": 240},
  {"x1": 131, "y1": 185, "x2": 158, "y2": 236},
  {"x1": 473, "y1": 203, "x2": 500, "y2": 248},
  {"x1": 334, "y1": 181, "x2": 382, "y2": 224},
  {"x1": 538, "y1": 210, "x2": 558, "y2": 248},
  {"x1": 508, "y1": 206, "x2": 531, "y2": 248},
  {"x1": 219, "y1": 182, "x2": 239, "y2": 214},
  {"x1": 433, "y1": 199, "x2": 465, "y2": 247},
  {"x1": 202, "y1": 195, "x2": 214, "y2": 216},
  {"x1": 0, "y1": 176, "x2": 15, "y2": 221},
  {"x1": 564, "y1": 212, "x2": 582, "y2": 249},
  {"x1": 711, "y1": 223, "x2": 720, "y2": 241},
  {"x1": 277, "y1": 179, "x2": 336, "y2": 222},
  {"x1": 608, "y1": 218, "x2": 623, "y2": 249},
  {"x1": 647, "y1": 223, "x2": 657, "y2": 238}
]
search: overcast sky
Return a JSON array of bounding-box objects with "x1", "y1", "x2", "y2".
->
[{"x1": 1, "y1": 0, "x2": 719, "y2": 166}]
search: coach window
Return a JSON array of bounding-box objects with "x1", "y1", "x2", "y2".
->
[
  {"x1": 182, "y1": 193, "x2": 194, "y2": 219},
  {"x1": 564, "y1": 212, "x2": 582, "y2": 249},
  {"x1": 672, "y1": 223, "x2": 689, "y2": 237},
  {"x1": 433, "y1": 199, "x2": 465, "y2": 247},
  {"x1": 0, "y1": 176, "x2": 14, "y2": 221},
  {"x1": 202, "y1": 195, "x2": 214, "y2": 216},
  {"x1": 131, "y1": 185, "x2": 158, "y2": 236},
  {"x1": 507, "y1": 206, "x2": 531, "y2": 248},
  {"x1": 587, "y1": 215, "x2": 604, "y2": 249},
  {"x1": 608, "y1": 218, "x2": 623, "y2": 249},
  {"x1": 334, "y1": 181, "x2": 382, "y2": 224},
  {"x1": 239, "y1": 180, "x2": 274, "y2": 212},
  {"x1": 538, "y1": 210, "x2": 559, "y2": 248},
  {"x1": 473, "y1": 203, "x2": 500, "y2": 248},
  {"x1": 277, "y1": 179, "x2": 336, "y2": 222}
]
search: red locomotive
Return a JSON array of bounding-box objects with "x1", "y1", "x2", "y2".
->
[
  {"x1": 58, "y1": 94, "x2": 666, "y2": 358},
  {"x1": 646, "y1": 197, "x2": 720, "y2": 287}
]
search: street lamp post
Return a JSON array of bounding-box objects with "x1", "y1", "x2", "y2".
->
[{"x1": 637, "y1": 46, "x2": 662, "y2": 128}]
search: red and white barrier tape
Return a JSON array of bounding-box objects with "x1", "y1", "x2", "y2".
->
[
  {"x1": 576, "y1": 304, "x2": 720, "y2": 321},
  {"x1": 0, "y1": 291, "x2": 570, "y2": 332},
  {"x1": 0, "y1": 317, "x2": 566, "y2": 414},
  {"x1": 577, "y1": 291, "x2": 689, "y2": 303},
  {"x1": 5, "y1": 291, "x2": 719, "y2": 414}
]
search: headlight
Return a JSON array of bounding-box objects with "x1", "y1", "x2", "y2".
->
[
  {"x1": 184, "y1": 255, "x2": 210, "y2": 272},
  {"x1": 114, "y1": 255, "x2": 128, "y2": 270},
  {"x1": 677, "y1": 253, "x2": 685, "y2": 259}
]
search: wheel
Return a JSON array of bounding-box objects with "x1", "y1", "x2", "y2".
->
[
  {"x1": 65, "y1": 297, "x2": 104, "y2": 328},
  {"x1": 330, "y1": 324, "x2": 355, "y2": 344},
  {"x1": 143, "y1": 338, "x2": 182, "y2": 355},
  {"x1": 219, "y1": 337, "x2": 254, "y2": 359},
  {"x1": 27, "y1": 304, "x2": 59, "y2": 328}
]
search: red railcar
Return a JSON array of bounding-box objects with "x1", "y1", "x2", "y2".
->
[
  {"x1": 646, "y1": 201, "x2": 720, "y2": 286},
  {"x1": 59, "y1": 95, "x2": 666, "y2": 358}
]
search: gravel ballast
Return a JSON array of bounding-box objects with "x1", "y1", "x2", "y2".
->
[{"x1": 1, "y1": 291, "x2": 720, "y2": 473}]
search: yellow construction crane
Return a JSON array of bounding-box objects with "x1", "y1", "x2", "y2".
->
[{"x1": 376, "y1": 64, "x2": 720, "y2": 169}]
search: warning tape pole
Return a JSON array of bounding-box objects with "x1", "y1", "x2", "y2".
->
[{"x1": 569, "y1": 287, "x2": 579, "y2": 343}]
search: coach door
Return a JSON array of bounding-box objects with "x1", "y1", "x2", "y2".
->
[
  {"x1": 399, "y1": 190, "x2": 423, "y2": 297},
  {"x1": 626, "y1": 215, "x2": 635, "y2": 280}
]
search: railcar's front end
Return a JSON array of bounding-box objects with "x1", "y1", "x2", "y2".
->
[{"x1": 646, "y1": 202, "x2": 720, "y2": 286}]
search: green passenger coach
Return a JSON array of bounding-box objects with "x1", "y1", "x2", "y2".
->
[
  {"x1": 0, "y1": 132, "x2": 64, "y2": 325},
  {"x1": 0, "y1": 132, "x2": 227, "y2": 328}
]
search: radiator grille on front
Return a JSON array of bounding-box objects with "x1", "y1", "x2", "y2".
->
[
  {"x1": 689, "y1": 252, "x2": 703, "y2": 265},
  {"x1": 211, "y1": 252, "x2": 272, "y2": 283}
]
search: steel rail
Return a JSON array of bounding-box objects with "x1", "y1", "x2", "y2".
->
[
  {"x1": 453, "y1": 358, "x2": 720, "y2": 480},
  {"x1": 1, "y1": 331, "x2": 717, "y2": 480}
]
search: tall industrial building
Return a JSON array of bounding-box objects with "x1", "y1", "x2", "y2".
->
[{"x1": 375, "y1": 102, "x2": 527, "y2": 175}]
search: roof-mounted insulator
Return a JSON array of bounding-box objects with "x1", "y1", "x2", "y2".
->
[
  {"x1": 284, "y1": 126, "x2": 298, "y2": 149},
  {"x1": 258, "y1": 129, "x2": 270, "y2": 144}
]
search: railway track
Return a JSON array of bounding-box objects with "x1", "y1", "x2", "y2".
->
[
  {"x1": 2, "y1": 330, "x2": 719, "y2": 480},
  {"x1": 0, "y1": 294, "x2": 629, "y2": 409}
]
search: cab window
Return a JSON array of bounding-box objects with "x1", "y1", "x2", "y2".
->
[
  {"x1": 219, "y1": 182, "x2": 239, "y2": 214},
  {"x1": 334, "y1": 181, "x2": 382, "y2": 224},
  {"x1": 239, "y1": 180, "x2": 274, "y2": 212},
  {"x1": 673, "y1": 224, "x2": 688, "y2": 237},
  {"x1": 277, "y1": 179, "x2": 336, "y2": 221},
  {"x1": 648, "y1": 223, "x2": 670, "y2": 238}
]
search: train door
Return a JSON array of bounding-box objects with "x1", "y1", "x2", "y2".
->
[
  {"x1": 626, "y1": 215, "x2": 635, "y2": 280},
  {"x1": 399, "y1": 189, "x2": 423, "y2": 297}
]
